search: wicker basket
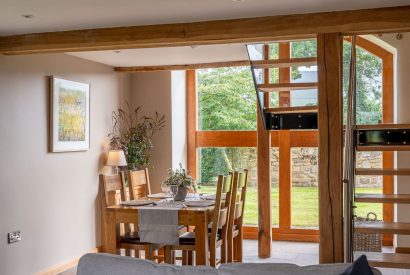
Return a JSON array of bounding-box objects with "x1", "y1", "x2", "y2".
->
[{"x1": 354, "y1": 212, "x2": 382, "y2": 252}]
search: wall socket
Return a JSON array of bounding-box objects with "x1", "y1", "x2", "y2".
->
[{"x1": 8, "y1": 230, "x2": 21, "y2": 244}]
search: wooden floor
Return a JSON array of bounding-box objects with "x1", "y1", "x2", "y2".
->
[{"x1": 59, "y1": 241, "x2": 410, "y2": 275}]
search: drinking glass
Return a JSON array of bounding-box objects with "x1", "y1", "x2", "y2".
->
[{"x1": 170, "y1": 185, "x2": 179, "y2": 204}]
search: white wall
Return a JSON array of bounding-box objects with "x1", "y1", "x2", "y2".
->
[
  {"x1": 379, "y1": 33, "x2": 410, "y2": 248},
  {"x1": 171, "y1": 71, "x2": 187, "y2": 170},
  {"x1": 130, "y1": 71, "x2": 173, "y2": 193},
  {"x1": 0, "y1": 53, "x2": 131, "y2": 275},
  {"x1": 130, "y1": 71, "x2": 187, "y2": 193}
]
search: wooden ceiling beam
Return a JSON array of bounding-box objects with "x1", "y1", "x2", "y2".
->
[
  {"x1": 114, "y1": 60, "x2": 250, "y2": 72},
  {"x1": 1, "y1": 5, "x2": 410, "y2": 55}
]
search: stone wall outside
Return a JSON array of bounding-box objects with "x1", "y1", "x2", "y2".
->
[{"x1": 246, "y1": 149, "x2": 382, "y2": 188}]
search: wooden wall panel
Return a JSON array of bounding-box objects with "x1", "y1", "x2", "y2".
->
[{"x1": 317, "y1": 33, "x2": 344, "y2": 263}]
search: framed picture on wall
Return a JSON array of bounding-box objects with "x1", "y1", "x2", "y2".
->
[{"x1": 49, "y1": 76, "x2": 90, "y2": 152}]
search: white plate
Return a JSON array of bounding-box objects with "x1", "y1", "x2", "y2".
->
[
  {"x1": 120, "y1": 200, "x2": 155, "y2": 206},
  {"x1": 183, "y1": 200, "x2": 215, "y2": 207},
  {"x1": 147, "y1": 193, "x2": 171, "y2": 199},
  {"x1": 202, "y1": 194, "x2": 226, "y2": 201}
]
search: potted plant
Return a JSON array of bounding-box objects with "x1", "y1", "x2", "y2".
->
[
  {"x1": 108, "y1": 103, "x2": 165, "y2": 170},
  {"x1": 163, "y1": 164, "x2": 195, "y2": 201}
]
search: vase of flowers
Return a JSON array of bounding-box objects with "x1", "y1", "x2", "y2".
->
[
  {"x1": 108, "y1": 103, "x2": 165, "y2": 170},
  {"x1": 163, "y1": 164, "x2": 195, "y2": 201}
]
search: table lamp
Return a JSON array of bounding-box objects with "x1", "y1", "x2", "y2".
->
[{"x1": 107, "y1": 150, "x2": 127, "y2": 175}]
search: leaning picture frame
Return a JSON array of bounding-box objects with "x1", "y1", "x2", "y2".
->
[{"x1": 49, "y1": 76, "x2": 90, "y2": 152}]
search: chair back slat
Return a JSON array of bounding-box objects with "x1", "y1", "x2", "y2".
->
[
  {"x1": 222, "y1": 175, "x2": 232, "y2": 193},
  {"x1": 218, "y1": 207, "x2": 229, "y2": 228},
  {"x1": 238, "y1": 172, "x2": 247, "y2": 188},
  {"x1": 234, "y1": 201, "x2": 244, "y2": 220},
  {"x1": 104, "y1": 174, "x2": 123, "y2": 193},
  {"x1": 236, "y1": 170, "x2": 248, "y2": 226},
  {"x1": 102, "y1": 173, "x2": 126, "y2": 206},
  {"x1": 101, "y1": 172, "x2": 129, "y2": 235},
  {"x1": 128, "y1": 168, "x2": 151, "y2": 200},
  {"x1": 226, "y1": 172, "x2": 239, "y2": 237},
  {"x1": 210, "y1": 174, "x2": 233, "y2": 243}
]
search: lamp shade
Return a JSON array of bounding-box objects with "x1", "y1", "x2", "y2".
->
[{"x1": 106, "y1": 150, "x2": 127, "y2": 166}]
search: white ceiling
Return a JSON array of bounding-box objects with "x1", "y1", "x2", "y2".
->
[
  {"x1": 1, "y1": 0, "x2": 410, "y2": 36},
  {"x1": 67, "y1": 44, "x2": 249, "y2": 67}
]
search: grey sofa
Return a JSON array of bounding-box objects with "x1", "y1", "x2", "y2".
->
[{"x1": 77, "y1": 253, "x2": 381, "y2": 275}]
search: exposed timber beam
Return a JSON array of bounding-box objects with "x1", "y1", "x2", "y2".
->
[
  {"x1": 1, "y1": 5, "x2": 410, "y2": 55},
  {"x1": 114, "y1": 60, "x2": 250, "y2": 72}
]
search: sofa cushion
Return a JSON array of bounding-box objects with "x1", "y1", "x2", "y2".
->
[
  {"x1": 77, "y1": 253, "x2": 218, "y2": 275},
  {"x1": 218, "y1": 263, "x2": 381, "y2": 275},
  {"x1": 340, "y1": 255, "x2": 374, "y2": 275}
]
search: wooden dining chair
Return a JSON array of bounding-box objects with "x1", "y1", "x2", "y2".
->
[
  {"x1": 128, "y1": 168, "x2": 151, "y2": 200},
  {"x1": 100, "y1": 172, "x2": 161, "y2": 261},
  {"x1": 164, "y1": 174, "x2": 233, "y2": 267},
  {"x1": 227, "y1": 170, "x2": 248, "y2": 263}
]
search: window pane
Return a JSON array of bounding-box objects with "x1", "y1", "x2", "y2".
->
[
  {"x1": 291, "y1": 89, "x2": 317, "y2": 107},
  {"x1": 197, "y1": 67, "x2": 257, "y2": 130},
  {"x1": 291, "y1": 147, "x2": 319, "y2": 228},
  {"x1": 290, "y1": 40, "x2": 317, "y2": 58},
  {"x1": 355, "y1": 152, "x2": 383, "y2": 219},
  {"x1": 197, "y1": 147, "x2": 257, "y2": 225},
  {"x1": 269, "y1": 43, "x2": 279, "y2": 59},
  {"x1": 343, "y1": 41, "x2": 383, "y2": 125},
  {"x1": 291, "y1": 65, "x2": 317, "y2": 83},
  {"x1": 271, "y1": 148, "x2": 279, "y2": 227},
  {"x1": 270, "y1": 89, "x2": 279, "y2": 108}
]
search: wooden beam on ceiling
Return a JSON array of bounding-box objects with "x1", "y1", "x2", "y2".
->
[
  {"x1": 114, "y1": 60, "x2": 250, "y2": 72},
  {"x1": 1, "y1": 5, "x2": 410, "y2": 55}
]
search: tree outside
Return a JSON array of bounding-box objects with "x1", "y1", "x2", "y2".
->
[{"x1": 196, "y1": 40, "x2": 384, "y2": 226}]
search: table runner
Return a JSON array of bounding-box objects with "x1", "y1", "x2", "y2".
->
[{"x1": 138, "y1": 203, "x2": 183, "y2": 245}]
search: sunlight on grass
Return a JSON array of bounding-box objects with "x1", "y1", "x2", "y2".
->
[{"x1": 198, "y1": 186, "x2": 382, "y2": 227}]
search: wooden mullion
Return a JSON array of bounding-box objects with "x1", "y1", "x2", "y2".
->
[
  {"x1": 317, "y1": 33, "x2": 344, "y2": 263},
  {"x1": 186, "y1": 70, "x2": 198, "y2": 179},
  {"x1": 257, "y1": 45, "x2": 272, "y2": 258},
  {"x1": 279, "y1": 42, "x2": 291, "y2": 107},
  {"x1": 279, "y1": 130, "x2": 292, "y2": 229},
  {"x1": 382, "y1": 52, "x2": 394, "y2": 246}
]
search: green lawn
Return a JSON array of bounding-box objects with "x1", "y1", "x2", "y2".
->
[{"x1": 198, "y1": 186, "x2": 382, "y2": 227}]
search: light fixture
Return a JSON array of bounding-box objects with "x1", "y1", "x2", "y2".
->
[
  {"x1": 107, "y1": 150, "x2": 127, "y2": 175},
  {"x1": 232, "y1": 0, "x2": 245, "y2": 2},
  {"x1": 21, "y1": 14, "x2": 34, "y2": 19}
]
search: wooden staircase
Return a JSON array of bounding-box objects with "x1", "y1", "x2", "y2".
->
[
  {"x1": 246, "y1": 44, "x2": 318, "y2": 130},
  {"x1": 351, "y1": 123, "x2": 410, "y2": 269}
]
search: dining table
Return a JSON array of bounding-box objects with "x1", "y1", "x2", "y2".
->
[{"x1": 103, "y1": 200, "x2": 215, "y2": 265}]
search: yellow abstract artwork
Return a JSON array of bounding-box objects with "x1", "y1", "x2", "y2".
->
[{"x1": 58, "y1": 87, "x2": 86, "y2": 141}]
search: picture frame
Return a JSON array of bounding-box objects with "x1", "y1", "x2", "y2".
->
[{"x1": 49, "y1": 76, "x2": 90, "y2": 152}]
